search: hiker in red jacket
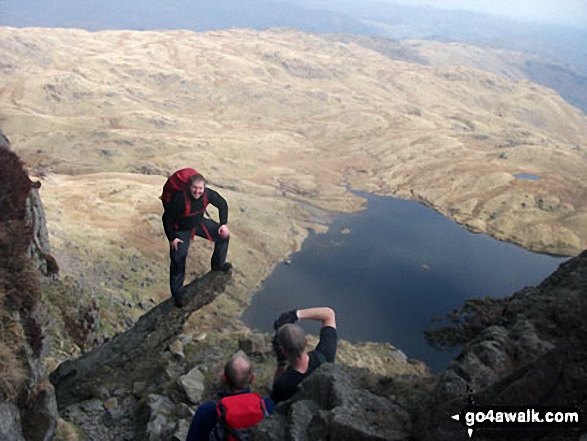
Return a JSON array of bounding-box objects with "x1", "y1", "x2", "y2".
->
[
  {"x1": 162, "y1": 172, "x2": 231, "y2": 306},
  {"x1": 186, "y1": 350, "x2": 274, "y2": 441}
]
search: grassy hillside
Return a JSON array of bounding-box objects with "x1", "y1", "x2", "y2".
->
[
  {"x1": 1, "y1": 27, "x2": 586, "y2": 332},
  {"x1": 337, "y1": 35, "x2": 587, "y2": 113}
]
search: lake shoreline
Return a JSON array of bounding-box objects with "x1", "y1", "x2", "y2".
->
[{"x1": 243, "y1": 191, "x2": 569, "y2": 372}]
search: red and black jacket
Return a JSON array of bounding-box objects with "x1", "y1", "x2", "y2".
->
[{"x1": 162, "y1": 187, "x2": 228, "y2": 241}]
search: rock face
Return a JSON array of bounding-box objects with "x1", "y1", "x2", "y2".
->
[
  {"x1": 50, "y1": 269, "x2": 232, "y2": 409},
  {"x1": 1, "y1": 130, "x2": 236, "y2": 441},
  {"x1": 256, "y1": 363, "x2": 415, "y2": 441},
  {"x1": 0, "y1": 130, "x2": 59, "y2": 441},
  {"x1": 26, "y1": 187, "x2": 58, "y2": 277},
  {"x1": 412, "y1": 251, "x2": 587, "y2": 440}
]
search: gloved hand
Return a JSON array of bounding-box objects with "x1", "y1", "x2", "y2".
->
[
  {"x1": 273, "y1": 309, "x2": 298, "y2": 330},
  {"x1": 272, "y1": 334, "x2": 287, "y2": 365}
]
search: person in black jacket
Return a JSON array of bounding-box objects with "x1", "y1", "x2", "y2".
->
[
  {"x1": 270, "y1": 307, "x2": 337, "y2": 403},
  {"x1": 162, "y1": 173, "x2": 231, "y2": 306}
]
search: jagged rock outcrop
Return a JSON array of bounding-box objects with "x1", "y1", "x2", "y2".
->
[
  {"x1": 256, "y1": 363, "x2": 417, "y2": 441},
  {"x1": 1, "y1": 129, "x2": 234, "y2": 440},
  {"x1": 0, "y1": 130, "x2": 59, "y2": 441},
  {"x1": 26, "y1": 187, "x2": 59, "y2": 277},
  {"x1": 1, "y1": 128, "x2": 56, "y2": 279},
  {"x1": 411, "y1": 251, "x2": 587, "y2": 440},
  {"x1": 50, "y1": 270, "x2": 232, "y2": 410}
]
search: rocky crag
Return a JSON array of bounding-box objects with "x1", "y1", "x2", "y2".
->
[
  {"x1": 48, "y1": 270, "x2": 232, "y2": 440},
  {"x1": 50, "y1": 270, "x2": 232, "y2": 410},
  {"x1": 0, "y1": 130, "x2": 58, "y2": 441},
  {"x1": 0, "y1": 132, "x2": 236, "y2": 440},
  {"x1": 414, "y1": 250, "x2": 587, "y2": 440}
]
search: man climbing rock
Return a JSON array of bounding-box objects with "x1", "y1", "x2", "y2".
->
[{"x1": 162, "y1": 171, "x2": 232, "y2": 307}]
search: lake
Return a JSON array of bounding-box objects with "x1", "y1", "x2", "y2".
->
[
  {"x1": 242, "y1": 193, "x2": 568, "y2": 372},
  {"x1": 514, "y1": 173, "x2": 540, "y2": 180}
]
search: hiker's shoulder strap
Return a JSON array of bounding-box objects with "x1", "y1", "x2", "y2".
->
[
  {"x1": 182, "y1": 188, "x2": 192, "y2": 218},
  {"x1": 203, "y1": 187, "x2": 210, "y2": 208}
]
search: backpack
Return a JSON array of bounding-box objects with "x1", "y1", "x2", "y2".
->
[
  {"x1": 209, "y1": 393, "x2": 268, "y2": 441},
  {"x1": 160, "y1": 168, "x2": 209, "y2": 218}
]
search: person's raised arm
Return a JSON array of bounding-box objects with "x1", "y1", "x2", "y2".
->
[{"x1": 296, "y1": 307, "x2": 336, "y2": 329}]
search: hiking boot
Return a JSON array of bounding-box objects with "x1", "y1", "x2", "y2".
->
[
  {"x1": 173, "y1": 291, "x2": 189, "y2": 307},
  {"x1": 212, "y1": 262, "x2": 233, "y2": 272}
]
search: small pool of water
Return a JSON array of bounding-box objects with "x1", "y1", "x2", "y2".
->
[
  {"x1": 242, "y1": 193, "x2": 567, "y2": 372},
  {"x1": 514, "y1": 173, "x2": 540, "y2": 180}
]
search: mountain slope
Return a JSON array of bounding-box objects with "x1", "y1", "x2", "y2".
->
[
  {"x1": 1, "y1": 27, "x2": 586, "y2": 309},
  {"x1": 283, "y1": 0, "x2": 587, "y2": 70},
  {"x1": 2, "y1": 0, "x2": 586, "y2": 113},
  {"x1": 335, "y1": 35, "x2": 587, "y2": 113}
]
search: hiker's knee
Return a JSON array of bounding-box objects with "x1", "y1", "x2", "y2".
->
[
  {"x1": 216, "y1": 235, "x2": 229, "y2": 245},
  {"x1": 170, "y1": 247, "x2": 188, "y2": 266}
]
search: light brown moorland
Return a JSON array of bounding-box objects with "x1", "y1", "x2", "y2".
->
[{"x1": 1, "y1": 27, "x2": 586, "y2": 365}]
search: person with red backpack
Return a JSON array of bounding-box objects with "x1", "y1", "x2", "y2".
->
[
  {"x1": 186, "y1": 351, "x2": 274, "y2": 441},
  {"x1": 162, "y1": 170, "x2": 232, "y2": 307}
]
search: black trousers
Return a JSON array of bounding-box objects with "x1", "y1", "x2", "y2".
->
[{"x1": 169, "y1": 218, "x2": 229, "y2": 298}]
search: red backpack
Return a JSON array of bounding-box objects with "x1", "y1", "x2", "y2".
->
[
  {"x1": 209, "y1": 393, "x2": 268, "y2": 441},
  {"x1": 160, "y1": 168, "x2": 209, "y2": 218}
]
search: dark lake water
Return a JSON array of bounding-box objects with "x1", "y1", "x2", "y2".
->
[
  {"x1": 514, "y1": 173, "x2": 540, "y2": 180},
  {"x1": 242, "y1": 193, "x2": 568, "y2": 372}
]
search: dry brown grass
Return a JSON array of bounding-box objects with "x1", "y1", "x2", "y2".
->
[
  {"x1": 1, "y1": 27, "x2": 585, "y2": 261},
  {"x1": 1, "y1": 26, "x2": 586, "y2": 375},
  {"x1": 53, "y1": 418, "x2": 82, "y2": 441},
  {"x1": 0, "y1": 339, "x2": 26, "y2": 401}
]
